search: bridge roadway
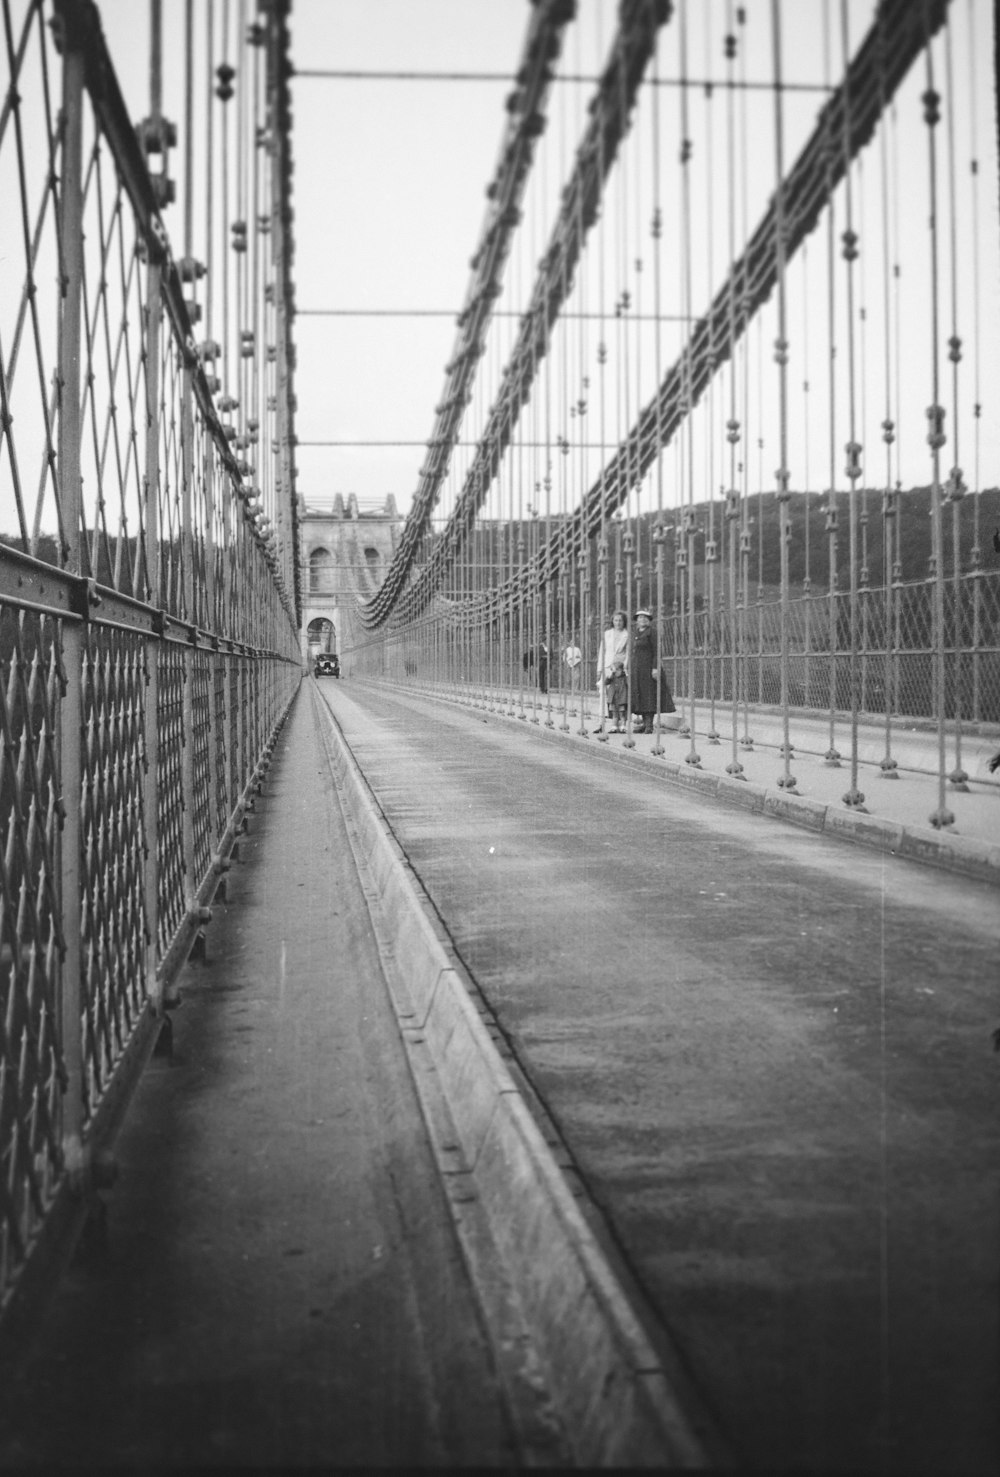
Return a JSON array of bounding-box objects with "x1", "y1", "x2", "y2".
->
[
  {"x1": 323, "y1": 677, "x2": 998, "y2": 1474},
  {"x1": 1, "y1": 676, "x2": 995, "y2": 1471}
]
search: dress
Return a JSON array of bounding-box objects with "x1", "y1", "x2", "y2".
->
[{"x1": 606, "y1": 669, "x2": 629, "y2": 722}]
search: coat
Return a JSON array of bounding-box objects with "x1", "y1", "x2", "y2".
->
[
  {"x1": 596, "y1": 626, "x2": 629, "y2": 680},
  {"x1": 629, "y1": 625, "x2": 673, "y2": 714}
]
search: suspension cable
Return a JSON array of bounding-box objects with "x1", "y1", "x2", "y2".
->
[
  {"x1": 921, "y1": 2, "x2": 953, "y2": 828},
  {"x1": 772, "y1": 0, "x2": 796, "y2": 794},
  {"x1": 943, "y1": 15, "x2": 969, "y2": 789}
]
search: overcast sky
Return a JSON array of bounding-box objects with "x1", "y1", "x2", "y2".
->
[{"x1": 75, "y1": 0, "x2": 1000, "y2": 526}]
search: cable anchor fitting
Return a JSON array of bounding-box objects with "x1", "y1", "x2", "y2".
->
[{"x1": 925, "y1": 405, "x2": 946, "y2": 450}]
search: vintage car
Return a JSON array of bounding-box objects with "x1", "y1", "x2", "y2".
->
[{"x1": 314, "y1": 652, "x2": 340, "y2": 677}]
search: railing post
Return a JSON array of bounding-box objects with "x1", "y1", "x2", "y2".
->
[
  {"x1": 141, "y1": 0, "x2": 166, "y2": 1009},
  {"x1": 142, "y1": 265, "x2": 163, "y2": 1006},
  {"x1": 180, "y1": 365, "x2": 198, "y2": 918},
  {"x1": 56, "y1": 12, "x2": 85, "y2": 1179}
]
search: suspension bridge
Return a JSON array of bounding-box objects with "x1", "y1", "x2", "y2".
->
[{"x1": 0, "y1": 0, "x2": 997, "y2": 1469}]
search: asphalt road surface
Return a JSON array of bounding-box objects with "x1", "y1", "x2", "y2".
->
[{"x1": 322, "y1": 676, "x2": 999, "y2": 1475}]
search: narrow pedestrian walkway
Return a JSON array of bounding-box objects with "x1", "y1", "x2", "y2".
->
[{"x1": 0, "y1": 688, "x2": 513, "y2": 1469}]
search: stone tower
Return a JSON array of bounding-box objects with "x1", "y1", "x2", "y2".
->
[{"x1": 298, "y1": 493, "x2": 401, "y2": 674}]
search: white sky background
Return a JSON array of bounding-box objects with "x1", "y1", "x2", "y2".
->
[
  {"x1": 287, "y1": 0, "x2": 1000, "y2": 524},
  {"x1": 290, "y1": 0, "x2": 532, "y2": 511},
  {"x1": 8, "y1": 0, "x2": 999, "y2": 539}
]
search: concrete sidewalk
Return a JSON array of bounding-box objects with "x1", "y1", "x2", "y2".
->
[{"x1": 0, "y1": 688, "x2": 512, "y2": 1469}]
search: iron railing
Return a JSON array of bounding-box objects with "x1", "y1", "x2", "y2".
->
[{"x1": 0, "y1": 0, "x2": 300, "y2": 1332}]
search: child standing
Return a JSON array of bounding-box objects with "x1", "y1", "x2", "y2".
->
[{"x1": 607, "y1": 660, "x2": 628, "y2": 731}]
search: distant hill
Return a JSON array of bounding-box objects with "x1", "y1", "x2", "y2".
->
[
  {"x1": 459, "y1": 485, "x2": 1000, "y2": 613},
  {"x1": 713, "y1": 485, "x2": 1000, "y2": 590}
]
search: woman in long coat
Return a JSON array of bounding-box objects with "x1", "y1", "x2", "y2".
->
[{"x1": 629, "y1": 608, "x2": 672, "y2": 732}]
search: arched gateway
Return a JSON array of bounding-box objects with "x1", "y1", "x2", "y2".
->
[{"x1": 298, "y1": 493, "x2": 401, "y2": 674}]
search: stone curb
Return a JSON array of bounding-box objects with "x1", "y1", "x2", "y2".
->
[{"x1": 311, "y1": 685, "x2": 715, "y2": 1469}]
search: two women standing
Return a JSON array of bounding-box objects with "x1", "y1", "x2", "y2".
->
[{"x1": 595, "y1": 608, "x2": 674, "y2": 734}]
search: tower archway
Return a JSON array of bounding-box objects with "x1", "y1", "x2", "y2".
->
[{"x1": 306, "y1": 617, "x2": 335, "y2": 654}]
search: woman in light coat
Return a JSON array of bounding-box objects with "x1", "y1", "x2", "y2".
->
[{"x1": 595, "y1": 610, "x2": 629, "y2": 721}]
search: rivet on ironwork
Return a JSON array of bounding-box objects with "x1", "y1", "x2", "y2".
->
[
  {"x1": 216, "y1": 63, "x2": 236, "y2": 102},
  {"x1": 947, "y1": 334, "x2": 962, "y2": 364},
  {"x1": 680, "y1": 138, "x2": 692, "y2": 165},
  {"x1": 922, "y1": 88, "x2": 940, "y2": 126},
  {"x1": 841, "y1": 229, "x2": 859, "y2": 262},
  {"x1": 882, "y1": 417, "x2": 895, "y2": 445},
  {"x1": 726, "y1": 418, "x2": 741, "y2": 445}
]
